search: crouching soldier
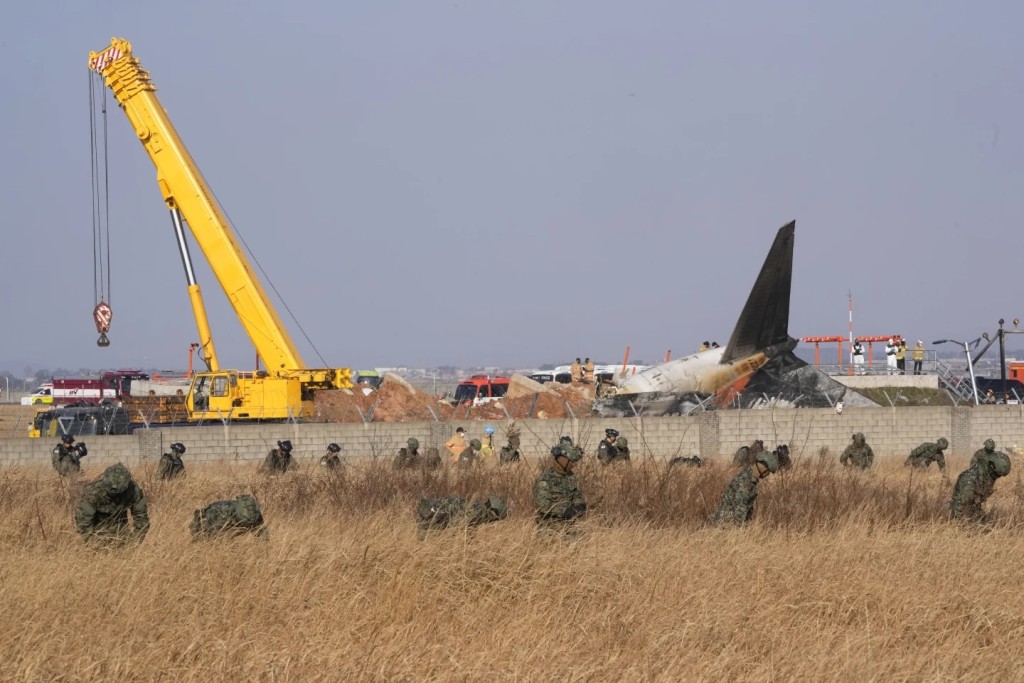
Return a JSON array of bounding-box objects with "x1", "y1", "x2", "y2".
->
[
  {"x1": 732, "y1": 440, "x2": 764, "y2": 467},
  {"x1": 74, "y1": 463, "x2": 149, "y2": 546},
  {"x1": 158, "y1": 442, "x2": 186, "y2": 479},
  {"x1": 905, "y1": 437, "x2": 949, "y2": 473},
  {"x1": 500, "y1": 429, "x2": 523, "y2": 463},
  {"x1": 773, "y1": 444, "x2": 792, "y2": 470},
  {"x1": 52, "y1": 433, "x2": 87, "y2": 477},
  {"x1": 707, "y1": 451, "x2": 779, "y2": 527},
  {"x1": 320, "y1": 443, "x2": 342, "y2": 470},
  {"x1": 191, "y1": 494, "x2": 267, "y2": 540},
  {"x1": 951, "y1": 452, "x2": 1011, "y2": 524},
  {"x1": 840, "y1": 433, "x2": 874, "y2": 470},
  {"x1": 597, "y1": 428, "x2": 620, "y2": 464},
  {"x1": 416, "y1": 495, "x2": 508, "y2": 538},
  {"x1": 534, "y1": 445, "x2": 587, "y2": 534},
  {"x1": 459, "y1": 439, "x2": 482, "y2": 467},
  {"x1": 262, "y1": 440, "x2": 295, "y2": 473},
  {"x1": 422, "y1": 447, "x2": 442, "y2": 470},
  {"x1": 393, "y1": 438, "x2": 421, "y2": 470},
  {"x1": 970, "y1": 439, "x2": 999, "y2": 468},
  {"x1": 668, "y1": 455, "x2": 703, "y2": 469}
]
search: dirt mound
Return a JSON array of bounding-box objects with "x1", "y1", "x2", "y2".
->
[
  {"x1": 314, "y1": 374, "x2": 452, "y2": 423},
  {"x1": 314, "y1": 375, "x2": 597, "y2": 424}
]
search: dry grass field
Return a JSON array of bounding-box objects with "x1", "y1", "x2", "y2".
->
[{"x1": 1, "y1": 453, "x2": 1023, "y2": 681}]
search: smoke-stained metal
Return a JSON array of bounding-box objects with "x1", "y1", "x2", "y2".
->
[{"x1": 721, "y1": 221, "x2": 795, "y2": 364}]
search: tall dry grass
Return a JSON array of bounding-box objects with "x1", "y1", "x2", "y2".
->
[{"x1": 1, "y1": 453, "x2": 1023, "y2": 681}]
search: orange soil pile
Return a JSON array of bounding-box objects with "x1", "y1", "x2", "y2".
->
[
  {"x1": 314, "y1": 377, "x2": 597, "y2": 424},
  {"x1": 315, "y1": 381, "x2": 453, "y2": 423}
]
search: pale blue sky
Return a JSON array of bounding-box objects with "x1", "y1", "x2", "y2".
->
[{"x1": 2, "y1": 2, "x2": 1022, "y2": 372}]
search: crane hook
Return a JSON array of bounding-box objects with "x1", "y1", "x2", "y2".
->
[{"x1": 94, "y1": 301, "x2": 112, "y2": 347}]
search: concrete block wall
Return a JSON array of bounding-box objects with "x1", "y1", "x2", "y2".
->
[
  {"x1": 2, "y1": 406, "x2": 1023, "y2": 468},
  {"x1": 968, "y1": 404, "x2": 1024, "y2": 451}
]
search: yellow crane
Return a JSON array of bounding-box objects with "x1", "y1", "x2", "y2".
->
[{"x1": 88, "y1": 38, "x2": 351, "y2": 421}]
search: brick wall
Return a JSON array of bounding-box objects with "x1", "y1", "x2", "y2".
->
[{"x1": 3, "y1": 406, "x2": 1023, "y2": 467}]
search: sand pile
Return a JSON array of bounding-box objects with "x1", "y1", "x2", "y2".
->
[{"x1": 314, "y1": 374, "x2": 452, "y2": 423}]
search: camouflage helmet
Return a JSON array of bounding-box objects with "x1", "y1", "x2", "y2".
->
[
  {"x1": 936, "y1": 437, "x2": 949, "y2": 449},
  {"x1": 755, "y1": 450, "x2": 780, "y2": 474},
  {"x1": 550, "y1": 445, "x2": 565, "y2": 458},
  {"x1": 234, "y1": 494, "x2": 263, "y2": 525},
  {"x1": 327, "y1": 443, "x2": 341, "y2": 453},
  {"x1": 407, "y1": 437, "x2": 419, "y2": 450},
  {"x1": 852, "y1": 432, "x2": 865, "y2": 444},
  {"x1": 170, "y1": 442, "x2": 186, "y2": 454},
  {"x1": 101, "y1": 463, "x2": 132, "y2": 495},
  {"x1": 984, "y1": 439, "x2": 996, "y2": 452},
  {"x1": 277, "y1": 440, "x2": 293, "y2": 453},
  {"x1": 563, "y1": 445, "x2": 583, "y2": 462},
  {"x1": 988, "y1": 452, "x2": 1011, "y2": 477},
  {"x1": 559, "y1": 435, "x2": 573, "y2": 444},
  {"x1": 487, "y1": 496, "x2": 509, "y2": 519},
  {"x1": 61, "y1": 433, "x2": 75, "y2": 444},
  {"x1": 617, "y1": 436, "x2": 629, "y2": 448},
  {"x1": 469, "y1": 439, "x2": 482, "y2": 450}
]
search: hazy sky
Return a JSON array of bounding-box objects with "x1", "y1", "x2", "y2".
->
[{"x1": 3, "y1": 2, "x2": 1022, "y2": 373}]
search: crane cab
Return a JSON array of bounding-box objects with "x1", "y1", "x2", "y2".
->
[{"x1": 187, "y1": 371, "x2": 309, "y2": 421}]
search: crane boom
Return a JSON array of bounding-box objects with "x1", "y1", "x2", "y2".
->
[
  {"x1": 88, "y1": 38, "x2": 350, "y2": 421},
  {"x1": 89, "y1": 38, "x2": 306, "y2": 374}
]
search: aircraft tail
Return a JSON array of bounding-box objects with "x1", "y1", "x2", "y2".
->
[{"x1": 721, "y1": 221, "x2": 795, "y2": 364}]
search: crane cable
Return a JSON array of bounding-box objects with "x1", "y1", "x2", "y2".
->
[
  {"x1": 211, "y1": 190, "x2": 330, "y2": 368},
  {"x1": 88, "y1": 72, "x2": 113, "y2": 346}
]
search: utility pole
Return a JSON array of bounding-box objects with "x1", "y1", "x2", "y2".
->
[{"x1": 848, "y1": 291, "x2": 854, "y2": 376}]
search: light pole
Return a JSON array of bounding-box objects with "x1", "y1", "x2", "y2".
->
[
  {"x1": 995, "y1": 319, "x2": 1023, "y2": 398},
  {"x1": 933, "y1": 338, "x2": 980, "y2": 405}
]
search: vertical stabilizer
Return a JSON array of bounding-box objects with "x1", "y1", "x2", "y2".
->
[{"x1": 721, "y1": 221, "x2": 795, "y2": 364}]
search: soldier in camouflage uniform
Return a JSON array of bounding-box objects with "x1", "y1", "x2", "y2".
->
[
  {"x1": 773, "y1": 444, "x2": 792, "y2": 470},
  {"x1": 393, "y1": 438, "x2": 422, "y2": 470},
  {"x1": 319, "y1": 443, "x2": 342, "y2": 470},
  {"x1": 970, "y1": 439, "x2": 999, "y2": 468},
  {"x1": 158, "y1": 442, "x2": 187, "y2": 479},
  {"x1": 416, "y1": 495, "x2": 508, "y2": 538},
  {"x1": 459, "y1": 439, "x2": 482, "y2": 467},
  {"x1": 732, "y1": 440, "x2": 764, "y2": 467},
  {"x1": 262, "y1": 440, "x2": 296, "y2": 473},
  {"x1": 905, "y1": 437, "x2": 949, "y2": 472},
  {"x1": 597, "y1": 428, "x2": 622, "y2": 465},
  {"x1": 707, "y1": 450, "x2": 779, "y2": 526},
  {"x1": 840, "y1": 433, "x2": 874, "y2": 470},
  {"x1": 668, "y1": 455, "x2": 703, "y2": 469},
  {"x1": 74, "y1": 463, "x2": 149, "y2": 545},
  {"x1": 190, "y1": 494, "x2": 267, "y2": 539},
  {"x1": 499, "y1": 429, "x2": 522, "y2": 463},
  {"x1": 52, "y1": 433, "x2": 87, "y2": 477},
  {"x1": 423, "y1": 446, "x2": 442, "y2": 470},
  {"x1": 950, "y1": 452, "x2": 1011, "y2": 523},
  {"x1": 534, "y1": 445, "x2": 587, "y2": 531}
]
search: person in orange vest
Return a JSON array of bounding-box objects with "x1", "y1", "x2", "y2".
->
[
  {"x1": 570, "y1": 358, "x2": 583, "y2": 384},
  {"x1": 583, "y1": 358, "x2": 595, "y2": 383},
  {"x1": 445, "y1": 426, "x2": 467, "y2": 462}
]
